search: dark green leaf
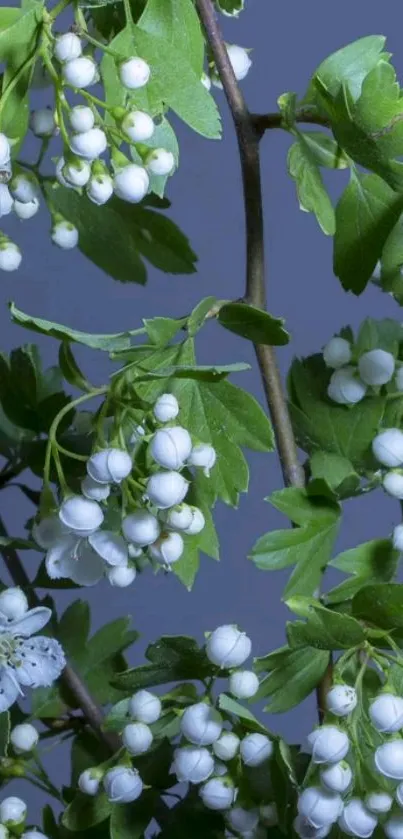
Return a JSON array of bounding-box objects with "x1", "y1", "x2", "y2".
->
[
  {"x1": 143, "y1": 317, "x2": 183, "y2": 347},
  {"x1": 327, "y1": 539, "x2": 399, "y2": 604},
  {"x1": 218, "y1": 693, "x2": 269, "y2": 734},
  {"x1": 355, "y1": 317, "x2": 402, "y2": 356},
  {"x1": 255, "y1": 647, "x2": 330, "y2": 713},
  {"x1": 309, "y1": 451, "x2": 360, "y2": 497},
  {"x1": 300, "y1": 132, "x2": 349, "y2": 169},
  {"x1": 112, "y1": 635, "x2": 214, "y2": 691},
  {"x1": 352, "y1": 583, "x2": 403, "y2": 629},
  {"x1": 110, "y1": 791, "x2": 155, "y2": 839},
  {"x1": 62, "y1": 792, "x2": 111, "y2": 831},
  {"x1": 0, "y1": 713, "x2": 10, "y2": 758},
  {"x1": 59, "y1": 343, "x2": 92, "y2": 392},
  {"x1": 217, "y1": 303, "x2": 289, "y2": 346},
  {"x1": 286, "y1": 602, "x2": 365, "y2": 649},
  {"x1": 215, "y1": 0, "x2": 244, "y2": 14}
]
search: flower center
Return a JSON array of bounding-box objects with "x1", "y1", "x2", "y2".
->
[{"x1": 0, "y1": 634, "x2": 20, "y2": 664}]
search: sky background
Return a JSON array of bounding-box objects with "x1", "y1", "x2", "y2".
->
[{"x1": 1, "y1": 0, "x2": 403, "y2": 816}]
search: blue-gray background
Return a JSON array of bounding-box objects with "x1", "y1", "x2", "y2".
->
[{"x1": 1, "y1": 0, "x2": 401, "y2": 814}]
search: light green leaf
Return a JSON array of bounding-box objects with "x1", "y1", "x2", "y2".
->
[
  {"x1": 286, "y1": 602, "x2": 365, "y2": 649},
  {"x1": 352, "y1": 582, "x2": 403, "y2": 629},
  {"x1": 143, "y1": 317, "x2": 184, "y2": 347},
  {"x1": 138, "y1": 0, "x2": 204, "y2": 75},
  {"x1": 312, "y1": 35, "x2": 387, "y2": 102},
  {"x1": 0, "y1": 9, "x2": 20, "y2": 30},
  {"x1": 327, "y1": 539, "x2": 399, "y2": 604},
  {"x1": 309, "y1": 451, "x2": 360, "y2": 497},
  {"x1": 218, "y1": 694, "x2": 269, "y2": 734},
  {"x1": 133, "y1": 362, "x2": 251, "y2": 382},
  {"x1": 355, "y1": 317, "x2": 402, "y2": 356},
  {"x1": 287, "y1": 131, "x2": 335, "y2": 234},
  {"x1": 45, "y1": 186, "x2": 197, "y2": 284},
  {"x1": 62, "y1": 792, "x2": 111, "y2": 831},
  {"x1": 0, "y1": 4, "x2": 42, "y2": 145},
  {"x1": 10, "y1": 302, "x2": 145, "y2": 351},
  {"x1": 217, "y1": 302, "x2": 289, "y2": 346},
  {"x1": 112, "y1": 635, "x2": 216, "y2": 691},
  {"x1": 301, "y1": 132, "x2": 349, "y2": 169},
  {"x1": 255, "y1": 647, "x2": 330, "y2": 713},
  {"x1": 187, "y1": 296, "x2": 218, "y2": 337}
]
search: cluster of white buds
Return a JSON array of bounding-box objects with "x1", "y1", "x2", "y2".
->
[
  {"x1": 0, "y1": 796, "x2": 49, "y2": 839},
  {"x1": 0, "y1": 134, "x2": 39, "y2": 271},
  {"x1": 33, "y1": 394, "x2": 216, "y2": 588},
  {"x1": 324, "y1": 336, "x2": 399, "y2": 406},
  {"x1": 371, "y1": 428, "x2": 403, "y2": 505},
  {"x1": 78, "y1": 689, "x2": 161, "y2": 801}
]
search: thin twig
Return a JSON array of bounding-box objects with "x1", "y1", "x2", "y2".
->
[
  {"x1": 252, "y1": 108, "x2": 331, "y2": 138},
  {"x1": 195, "y1": 0, "x2": 328, "y2": 714}
]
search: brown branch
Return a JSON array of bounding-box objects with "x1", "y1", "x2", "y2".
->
[
  {"x1": 252, "y1": 108, "x2": 331, "y2": 138},
  {"x1": 195, "y1": 0, "x2": 328, "y2": 713}
]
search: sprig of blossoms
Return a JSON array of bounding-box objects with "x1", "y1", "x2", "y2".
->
[
  {"x1": 323, "y1": 335, "x2": 401, "y2": 406},
  {"x1": 0, "y1": 794, "x2": 49, "y2": 839},
  {"x1": 33, "y1": 394, "x2": 217, "y2": 588}
]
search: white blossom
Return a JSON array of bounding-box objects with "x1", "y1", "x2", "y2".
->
[
  {"x1": 148, "y1": 532, "x2": 184, "y2": 565},
  {"x1": 146, "y1": 471, "x2": 188, "y2": 509},
  {"x1": 226, "y1": 44, "x2": 252, "y2": 80},
  {"x1": 88, "y1": 531, "x2": 128, "y2": 566},
  {"x1": 63, "y1": 158, "x2": 91, "y2": 187},
  {"x1": 122, "y1": 722, "x2": 153, "y2": 755},
  {"x1": 372, "y1": 429, "x2": 403, "y2": 467},
  {"x1": 323, "y1": 337, "x2": 352, "y2": 369},
  {"x1": 129, "y1": 689, "x2": 161, "y2": 723},
  {"x1": 298, "y1": 787, "x2": 342, "y2": 829},
  {"x1": 81, "y1": 476, "x2": 110, "y2": 502},
  {"x1": 54, "y1": 33, "x2": 82, "y2": 62},
  {"x1": 206, "y1": 624, "x2": 251, "y2": 668},
  {"x1": 70, "y1": 128, "x2": 107, "y2": 160},
  {"x1": 183, "y1": 506, "x2": 206, "y2": 535},
  {"x1": 150, "y1": 426, "x2": 192, "y2": 470},
  {"x1": 33, "y1": 515, "x2": 68, "y2": 549},
  {"x1": 365, "y1": 792, "x2": 393, "y2": 814},
  {"x1": 103, "y1": 766, "x2": 143, "y2": 803},
  {"x1": 62, "y1": 57, "x2": 97, "y2": 89},
  {"x1": 213, "y1": 732, "x2": 240, "y2": 761},
  {"x1": 122, "y1": 511, "x2": 160, "y2": 546},
  {"x1": 113, "y1": 164, "x2": 149, "y2": 203},
  {"x1": 326, "y1": 684, "x2": 357, "y2": 717},
  {"x1": 0, "y1": 185, "x2": 13, "y2": 217},
  {"x1": 358, "y1": 349, "x2": 395, "y2": 386},
  {"x1": 320, "y1": 761, "x2": 352, "y2": 793},
  {"x1": 30, "y1": 108, "x2": 56, "y2": 137},
  {"x1": 0, "y1": 242, "x2": 21, "y2": 272},
  {"x1": 59, "y1": 496, "x2": 103, "y2": 535},
  {"x1": 46, "y1": 535, "x2": 105, "y2": 586},
  {"x1": 0, "y1": 797, "x2": 27, "y2": 826},
  {"x1": 338, "y1": 799, "x2": 377, "y2": 838},
  {"x1": 180, "y1": 702, "x2": 223, "y2": 746},
  {"x1": 0, "y1": 134, "x2": 10, "y2": 166},
  {"x1": 260, "y1": 804, "x2": 278, "y2": 827},
  {"x1": 385, "y1": 815, "x2": 403, "y2": 839},
  {"x1": 145, "y1": 148, "x2": 175, "y2": 176},
  {"x1": 327, "y1": 367, "x2": 367, "y2": 405},
  {"x1": 106, "y1": 565, "x2": 136, "y2": 587},
  {"x1": 240, "y1": 733, "x2": 273, "y2": 766},
  {"x1": 87, "y1": 448, "x2": 132, "y2": 484},
  {"x1": 122, "y1": 111, "x2": 155, "y2": 142},
  {"x1": 199, "y1": 777, "x2": 234, "y2": 810},
  {"x1": 229, "y1": 670, "x2": 259, "y2": 699},
  {"x1": 172, "y1": 745, "x2": 214, "y2": 783},
  {"x1": 0, "y1": 604, "x2": 65, "y2": 712},
  {"x1": 374, "y1": 741, "x2": 403, "y2": 779},
  {"x1": 69, "y1": 106, "x2": 95, "y2": 133},
  {"x1": 0, "y1": 588, "x2": 28, "y2": 620},
  {"x1": 14, "y1": 198, "x2": 40, "y2": 220},
  {"x1": 10, "y1": 175, "x2": 38, "y2": 204},
  {"x1": 164, "y1": 504, "x2": 194, "y2": 531},
  {"x1": 87, "y1": 174, "x2": 113, "y2": 205},
  {"x1": 293, "y1": 815, "x2": 331, "y2": 839},
  {"x1": 153, "y1": 393, "x2": 179, "y2": 422},
  {"x1": 370, "y1": 694, "x2": 403, "y2": 732},
  {"x1": 310, "y1": 725, "x2": 349, "y2": 764},
  {"x1": 227, "y1": 807, "x2": 259, "y2": 833},
  {"x1": 120, "y1": 57, "x2": 151, "y2": 89},
  {"x1": 52, "y1": 221, "x2": 78, "y2": 250},
  {"x1": 78, "y1": 767, "x2": 101, "y2": 796},
  {"x1": 55, "y1": 158, "x2": 72, "y2": 188},
  {"x1": 188, "y1": 443, "x2": 217, "y2": 476},
  {"x1": 10, "y1": 723, "x2": 38, "y2": 753},
  {"x1": 383, "y1": 471, "x2": 403, "y2": 499}
]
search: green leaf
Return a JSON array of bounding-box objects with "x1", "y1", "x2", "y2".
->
[
  {"x1": 169, "y1": 474, "x2": 219, "y2": 590},
  {"x1": 0, "y1": 5, "x2": 42, "y2": 146},
  {"x1": 110, "y1": 792, "x2": 156, "y2": 839},
  {"x1": 288, "y1": 354, "x2": 385, "y2": 468},
  {"x1": 309, "y1": 451, "x2": 360, "y2": 497},
  {"x1": 143, "y1": 317, "x2": 184, "y2": 347},
  {"x1": 218, "y1": 693, "x2": 269, "y2": 734},
  {"x1": 286, "y1": 601, "x2": 365, "y2": 649},
  {"x1": 132, "y1": 117, "x2": 179, "y2": 199},
  {"x1": 0, "y1": 713, "x2": 10, "y2": 757},
  {"x1": 0, "y1": 9, "x2": 20, "y2": 30},
  {"x1": 71, "y1": 730, "x2": 109, "y2": 786},
  {"x1": 287, "y1": 131, "x2": 335, "y2": 234},
  {"x1": 271, "y1": 738, "x2": 298, "y2": 832},
  {"x1": 217, "y1": 303, "x2": 289, "y2": 346},
  {"x1": 300, "y1": 132, "x2": 349, "y2": 169},
  {"x1": 334, "y1": 171, "x2": 403, "y2": 294},
  {"x1": 355, "y1": 317, "x2": 402, "y2": 356},
  {"x1": 327, "y1": 539, "x2": 399, "y2": 604},
  {"x1": 62, "y1": 792, "x2": 111, "y2": 831},
  {"x1": 215, "y1": 0, "x2": 244, "y2": 14},
  {"x1": 187, "y1": 296, "x2": 218, "y2": 337},
  {"x1": 133, "y1": 362, "x2": 251, "y2": 382},
  {"x1": 59, "y1": 342, "x2": 92, "y2": 392},
  {"x1": 45, "y1": 187, "x2": 197, "y2": 284},
  {"x1": 138, "y1": 0, "x2": 204, "y2": 76},
  {"x1": 312, "y1": 35, "x2": 387, "y2": 102},
  {"x1": 9, "y1": 302, "x2": 145, "y2": 351},
  {"x1": 352, "y1": 582, "x2": 403, "y2": 629},
  {"x1": 112, "y1": 635, "x2": 215, "y2": 691},
  {"x1": 255, "y1": 646, "x2": 330, "y2": 713}
]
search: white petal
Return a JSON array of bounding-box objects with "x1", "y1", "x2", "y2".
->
[
  {"x1": 8, "y1": 607, "x2": 52, "y2": 638},
  {"x1": 88, "y1": 531, "x2": 128, "y2": 566},
  {"x1": 45, "y1": 535, "x2": 81, "y2": 579},
  {"x1": 15, "y1": 637, "x2": 65, "y2": 688},
  {"x1": 70, "y1": 542, "x2": 105, "y2": 586},
  {"x1": 0, "y1": 668, "x2": 21, "y2": 710}
]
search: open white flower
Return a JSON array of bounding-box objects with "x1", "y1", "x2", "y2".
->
[
  {"x1": 46, "y1": 535, "x2": 105, "y2": 586},
  {"x1": 0, "y1": 603, "x2": 65, "y2": 711}
]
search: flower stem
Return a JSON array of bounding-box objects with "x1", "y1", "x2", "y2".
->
[{"x1": 44, "y1": 387, "x2": 107, "y2": 488}]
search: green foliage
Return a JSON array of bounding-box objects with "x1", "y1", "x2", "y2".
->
[
  {"x1": 304, "y1": 35, "x2": 387, "y2": 103},
  {"x1": 327, "y1": 539, "x2": 399, "y2": 603},
  {"x1": 215, "y1": 0, "x2": 244, "y2": 15},
  {"x1": 138, "y1": 0, "x2": 204, "y2": 76},
  {"x1": 112, "y1": 635, "x2": 217, "y2": 691},
  {"x1": 309, "y1": 451, "x2": 360, "y2": 498},
  {"x1": 62, "y1": 791, "x2": 112, "y2": 831},
  {"x1": 0, "y1": 4, "x2": 42, "y2": 147},
  {"x1": 110, "y1": 792, "x2": 157, "y2": 839},
  {"x1": 0, "y1": 343, "x2": 71, "y2": 434},
  {"x1": 250, "y1": 489, "x2": 340, "y2": 598},
  {"x1": 10, "y1": 303, "x2": 145, "y2": 351},
  {"x1": 352, "y1": 582, "x2": 403, "y2": 630},
  {"x1": 254, "y1": 645, "x2": 330, "y2": 713},
  {"x1": 287, "y1": 130, "x2": 336, "y2": 234},
  {"x1": 285, "y1": 598, "x2": 365, "y2": 650},
  {"x1": 217, "y1": 302, "x2": 289, "y2": 346}
]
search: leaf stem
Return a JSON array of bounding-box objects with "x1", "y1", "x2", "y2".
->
[
  {"x1": 44, "y1": 387, "x2": 107, "y2": 488},
  {"x1": 252, "y1": 108, "x2": 331, "y2": 137}
]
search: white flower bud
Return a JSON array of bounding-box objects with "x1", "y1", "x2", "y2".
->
[
  {"x1": 150, "y1": 426, "x2": 192, "y2": 470},
  {"x1": 81, "y1": 476, "x2": 110, "y2": 501},
  {"x1": 323, "y1": 337, "x2": 352, "y2": 369},
  {"x1": 298, "y1": 788, "x2": 342, "y2": 829},
  {"x1": 372, "y1": 429, "x2": 403, "y2": 467},
  {"x1": 33, "y1": 515, "x2": 67, "y2": 549},
  {"x1": 149, "y1": 532, "x2": 184, "y2": 565},
  {"x1": 30, "y1": 108, "x2": 56, "y2": 137},
  {"x1": 294, "y1": 815, "x2": 332, "y2": 839},
  {"x1": 320, "y1": 761, "x2": 352, "y2": 793},
  {"x1": 0, "y1": 134, "x2": 10, "y2": 166},
  {"x1": 69, "y1": 106, "x2": 95, "y2": 133},
  {"x1": 375, "y1": 741, "x2": 403, "y2": 779},
  {"x1": 173, "y1": 745, "x2": 214, "y2": 783},
  {"x1": 327, "y1": 367, "x2": 367, "y2": 405},
  {"x1": 180, "y1": 702, "x2": 223, "y2": 746},
  {"x1": 0, "y1": 825, "x2": 8, "y2": 839},
  {"x1": 59, "y1": 496, "x2": 104, "y2": 535},
  {"x1": 10, "y1": 723, "x2": 38, "y2": 754},
  {"x1": 130, "y1": 425, "x2": 145, "y2": 444},
  {"x1": 62, "y1": 57, "x2": 97, "y2": 89},
  {"x1": 240, "y1": 733, "x2": 273, "y2": 766},
  {"x1": 188, "y1": 443, "x2": 217, "y2": 476},
  {"x1": 338, "y1": 799, "x2": 377, "y2": 838},
  {"x1": 107, "y1": 565, "x2": 136, "y2": 587},
  {"x1": 396, "y1": 367, "x2": 403, "y2": 392},
  {"x1": 55, "y1": 157, "x2": 72, "y2": 188},
  {"x1": 0, "y1": 797, "x2": 27, "y2": 826},
  {"x1": 365, "y1": 792, "x2": 392, "y2": 814},
  {"x1": 103, "y1": 766, "x2": 142, "y2": 803},
  {"x1": 14, "y1": 198, "x2": 40, "y2": 220},
  {"x1": 386, "y1": 816, "x2": 403, "y2": 839},
  {"x1": 154, "y1": 393, "x2": 179, "y2": 422},
  {"x1": 0, "y1": 242, "x2": 22, "y2": 271},
  {"x1": 311, "y1": 726, "x2": 349, "y2": 764},
  {"x1": 87, "y1": 449, "x2": 132, "y2": 483},
  {"x1": 359, "y1": 349, "x2": 395, "y2": 386},
  {"x1": 70, "y1": 128, "x2": 107, "y2": 160},
  {"x1": 383, "y1": 471, "x2": 403, "y2": 499},
  {"x1": 113, "y1": 164, "x2": 149, "y2": 203},
  {"x1": 164, "y1": 504, "x2": 194, "y2": 531},
  {"x1": 63, "y1": 158, "x2": 91, "y2": 187},
  {"x1": 228, "y1": 669, "x2": 259, "y2": 699},
  {"x1": 260, "y1": 804, "x2": 278, "y2": 827},
  {"x1": 128, "y1": 544, "x2": 142, "y2": 558},
  {"x1": 227, "y1": 807, "x2": 259, "y2": 833},
  {"x1": 200, "y1": 777, "x2": 234, "y2": 810},
  {"x1": 184, "y1": 506, "x2": 206, "y2": 535},
  {"x1": 226, "y1": 43, "x2": 252, "y2": 80},
  {"x1": 122, "y1": 511, "x2": 160, "y2": 546},
  {"x1": 369, "y1": 693, "x2": 403, "y2": 732},
  {"x1": 129, "y1": 690, "x2": 161, "y2": 723},
  {"x1": 88, "y1": 530, "x2": 128, "y2": 567},
  {"x1": 213, "y1": 732, "x2": 240, "y2": 761},
  {"x1": 145, "y1": 148, "x2": 175, "y2": 176},
  {"x1": 0, "y1": 587, "x2": 28, "y2": 620},
  {"x1": 0, "y1": 185, "x2": 13, "y2": 217},
  {"x1": 122, "y1": 722, "x2": 153, "y2": 755},
  {"x1": 52, "y1": 221, "x2": 78, "y2": 249},
  {"x1": 10, "y1": 175, "x2": 38, "y2": 204},
  {"x1": 213, "y1": 760, "x2": 227, "y2": 776},
  {"x1": 122, "y1": 111, "x2": 155, "y2": 143},
  {"x1": 147, "y1": 471, "x2": 189, "y2": 509},
  {"x1": 206, "y1": 624, "x2": 251, "y2": 668},
  {"x1": 54, "y1": 33, "x2": 82, "y2": 62},
  {"x1": 120, "y1": 57, "x2": 151, "y2": 89},
  {"x1": 326, "y1": 685, "x2": 357, "y2": 717},
  {"x1": 87, "y1": 174, "x2": 113, "y2": 205},
  {"x1": 21, "y1": 832, "x2": 48, "y2": 839},
  {"x1": 78, "y1": 767, "x2": 102, "y2": 796},
  {"x1": 201, "y1": 72, "x2": 211, "y2": 90}
]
